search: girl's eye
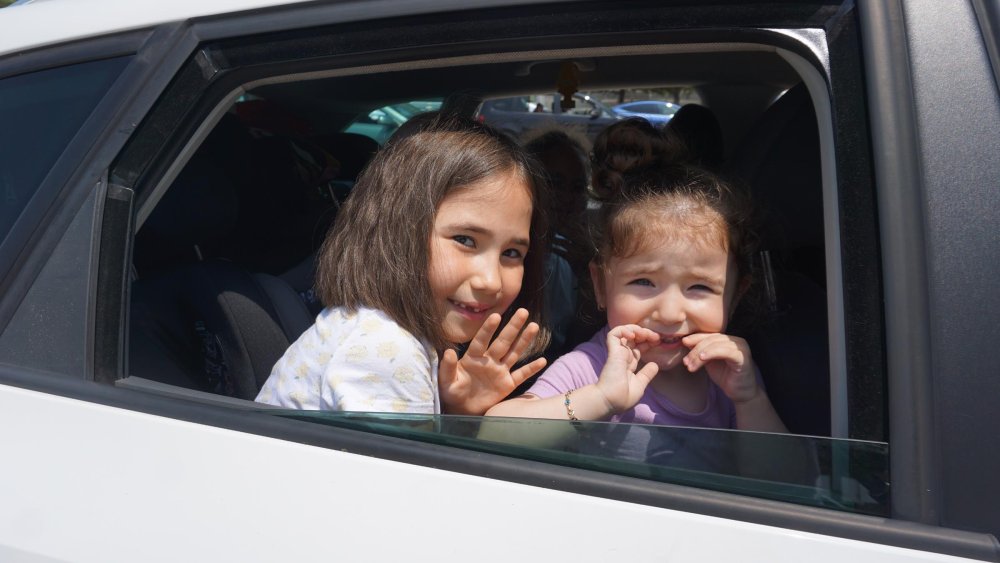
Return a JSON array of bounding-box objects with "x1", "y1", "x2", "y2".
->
[
  {"x1": 689, "y1": 284, "x2": 718, "y2": 293},
  {"x1": 628, "y1": 278, "x2": 654, "y2": 287},
  {"x1": 453, "y1": 235, "x2": 475, "y2": 248},
  {"x1": 502, "y1": 248, "x2": 525, "y2": 260}
]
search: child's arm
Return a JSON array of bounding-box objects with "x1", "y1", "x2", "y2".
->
[
  {"x1": 681, "y1": 333, "x2": 788, "y2": 433},
  {"x1": 486, "y1": 325, "x2": 660, "y2": 420},
  {"x1": 438, "y1": 308, "x2": 548, "y2": 415}
]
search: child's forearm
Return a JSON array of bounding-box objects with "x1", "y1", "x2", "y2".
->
[
  {"x1": 733, "y1": 391, "x2": 788, "y2": 433},
  {"x1": 485, "y1": 384, "x2": 615, "y2": 421}
]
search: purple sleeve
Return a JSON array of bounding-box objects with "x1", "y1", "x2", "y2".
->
[{"x1": 525, "y1": 329, "x2": 608, "y2": 399}]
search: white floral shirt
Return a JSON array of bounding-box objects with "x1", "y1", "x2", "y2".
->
[{"x1": 255, "y1": 306, "x2": 439, "y2": 413}]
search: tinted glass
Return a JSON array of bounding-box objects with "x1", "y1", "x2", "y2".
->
[
  {"x1": 270, "y1": 411, "x2": 890, "y2": 517},
  {"x1": 0, "y1": 57, "x2": 127, "y2": 247},
  {"x1": 344, "y1": 99, "x2": 443, "y2": 144}
]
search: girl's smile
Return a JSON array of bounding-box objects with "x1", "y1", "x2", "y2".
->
[
  {"x1": 428, "y1": 169, "x2": 533, "y2": 344},
  {"x1": 449, "y1": 299, "x2": 493, "y2": 319}
]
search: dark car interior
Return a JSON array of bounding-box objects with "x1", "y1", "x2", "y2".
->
[{"x1": 126, "y1": 45, "x2": 832, "y2": 436}]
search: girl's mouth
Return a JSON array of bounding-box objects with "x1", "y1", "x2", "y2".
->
[
  {"x1": 449, "y1": 299, "x2": 491, "y2": 318},
  {"x1": 658, "y1": 334, "x2": 684, "y2": 349}
]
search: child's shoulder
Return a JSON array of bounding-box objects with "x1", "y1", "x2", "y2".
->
[
  {"x1": 315, "y1": 305, "x2": 423, "y2": 347},
  {"x1": 575, "y1": 325, "x2": 612, "y2": 359},
  {"x1": 549, "y1": 326, "x2": 612, "y2": 374}
]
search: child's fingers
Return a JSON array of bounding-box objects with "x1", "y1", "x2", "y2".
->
[
  {"x1": 607, "y1": 324, "x2": 654, "y2": 348},
  {"x1": 681, "y1": 332, "x2": 716, "y2": 349},
  {"x1": 684, "y1": 338, "x2": 745, "y2": 373},
  {"x1": 466, "y1": 313, "x2": 502, "y2": 357},
  {"x1": 500, "y1": 321, "x2": 539, "y2": 367},
  {"x1": 439, "y1": 348, "x2": 459, "y2": 386},
  {"x1": 510, "y1": 357, "x2": 547, "y2": 387},
  {"x1": 487, "y1": 308, "x2": 529, "y2": 359}
]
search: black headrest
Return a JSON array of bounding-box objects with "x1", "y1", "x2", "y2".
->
[
  {"x1": 727, "y1": 83, "x2": 823, "y2": 252},
  {"x1": 312, "y1": 132, "x2": 380, "y2": 181},
  {"x1": 665, "y1": 104, "x2": 724, "y2": 169},
  {"x1": 144, "y1": 156, "x2": 238, "y2": 249}
]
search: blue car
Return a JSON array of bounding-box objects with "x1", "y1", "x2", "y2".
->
[{"x1": 612, "y1": 100, "x2": 682, "y2": 126}]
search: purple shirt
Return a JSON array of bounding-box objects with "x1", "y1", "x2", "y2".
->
[{"x1": 527, "y1": 326, "x2": 737, "y2": 428}]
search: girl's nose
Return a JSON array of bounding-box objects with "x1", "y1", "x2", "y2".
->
[
  {"x1": 470, "y1": 260, "x2": 503, "y2": 294},
  {"x1": 653, "y1": 289, "x2": 686, "y2": 324}
]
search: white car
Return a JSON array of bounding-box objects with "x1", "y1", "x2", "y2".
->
[{"x1": 0, "y1": 1, "x2": 998, "y2": 561}]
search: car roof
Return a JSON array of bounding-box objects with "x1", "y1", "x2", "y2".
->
[{"x1": 0, "y1": 0, "x2": 309, "y2": 57}]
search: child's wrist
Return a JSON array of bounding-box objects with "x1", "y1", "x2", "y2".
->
[
  {"x1": 731, "y1": 385, "x2": 764, "y2": 406},
  {"x1": 589, "y1": 383, "x2": 619, "y2": 417}
]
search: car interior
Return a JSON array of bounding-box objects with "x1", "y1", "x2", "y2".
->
[{"x1": 125, "y1": 44, "x2": 833, "y2": 437}]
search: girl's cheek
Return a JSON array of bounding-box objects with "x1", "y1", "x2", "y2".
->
[{"x1": 502, "y1": 267, "x2": 524, "y2": 306}]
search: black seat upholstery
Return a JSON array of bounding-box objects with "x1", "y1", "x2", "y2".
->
[
  {"x1": 664, "y1": 103, "x2": 724, "y2": 170},
  {"x1": 727, "y1": 83, "x2": 831, "y2": 436},
  {"x1": 729, "y1": 84, "x2": 825, "y2": 287},
  {"x1": 130, "y1": 153, "x2": 312, "y2": 400}
]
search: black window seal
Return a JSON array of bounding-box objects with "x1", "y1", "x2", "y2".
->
[
  {"x1": 856, "y1": 0, "x2": 937, "y2": 530},
  {"x1": 0, "y1": 29, "x2": 148, "y2": 80},
  {"x1": 971, "y1": 0, "x2": 1000, "y2": 96},
  {"x1": 0, "y1": 23, "x2": 197, "y2": 344}
]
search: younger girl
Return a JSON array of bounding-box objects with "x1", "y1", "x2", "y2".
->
[
  {"x1": 488, "y1": 120, "x2": 786, "y2": 432},
  {"x1": 257, "y1": 117, "x2": 550, "y2": 415}
]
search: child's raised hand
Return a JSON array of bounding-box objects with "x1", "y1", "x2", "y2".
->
[
  {"x1": 681, "y1": 333, "x2": 759, "y2": 404},
  {"x1": 439, "y1": 308, "x2": 547, "y2": 415},
  {"x1": 595, "y1": 325, "x2": 661, "y2": 414}
]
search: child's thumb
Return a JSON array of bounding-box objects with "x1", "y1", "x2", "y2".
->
[{"x1": 636, "y1": 361, "x2": 659, "y2": 385}]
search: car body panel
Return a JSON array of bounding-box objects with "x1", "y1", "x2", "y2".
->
[{"x1": 0, "y1": 382, "x2": 982, "y2": 563}]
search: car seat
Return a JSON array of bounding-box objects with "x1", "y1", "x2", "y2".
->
[
  {"x1": 129, "y1": 154, "x2": 312, "y2": 400},
  {"x1": 664, "y1": 103, "x2": 725, "y2": 170},
  {"x1": 726, "y1": 83, "x2": 831, "y2": 437}
]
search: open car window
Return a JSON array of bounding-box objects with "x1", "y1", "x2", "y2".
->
[{"x1": 104, "y1": 0, "x2": 889, "y2": 539}]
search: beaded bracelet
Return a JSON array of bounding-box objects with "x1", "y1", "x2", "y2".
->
[{"x1": 564, "y1": 391, "x2": 579, "y2": 421}]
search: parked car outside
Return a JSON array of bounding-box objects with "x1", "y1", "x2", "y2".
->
[
  {"x1": 476, "y1": 92, "x2": 620, "y2": 142},
  {"x1": 612, "y1": 99, "x2": 681, "y2": 126}
]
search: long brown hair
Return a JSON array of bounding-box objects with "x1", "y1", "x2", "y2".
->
[{"x1": 316, "y1": 116, "x2": 550, "y2": 354}]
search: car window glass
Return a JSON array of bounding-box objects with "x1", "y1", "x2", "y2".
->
[
  {"x1": 271, "y1": 410, "x2": 890, "y2": 517},
  {"x1": 0, "y1": 57, "x2": 127, "y2": 249},
  {"x1": 344, "y1": 99, "x2": 443, "y2": 145}
]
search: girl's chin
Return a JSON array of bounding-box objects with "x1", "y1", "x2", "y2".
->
[{"x1": 441, "y1": 319, "x2": 479, "y2": 345}]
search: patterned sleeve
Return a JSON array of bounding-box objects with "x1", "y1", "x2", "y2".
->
[{"x1": 318, "y1": 310, "x2": 437, "y2": 414}]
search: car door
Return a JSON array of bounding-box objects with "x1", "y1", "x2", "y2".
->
[{"x1": 0, "y1": 1, "x2": 997, "y2": 562}]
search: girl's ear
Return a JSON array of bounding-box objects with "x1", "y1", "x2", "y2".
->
[{"x1": 589, "y1": 260, "x2": 607, "y2": 310}]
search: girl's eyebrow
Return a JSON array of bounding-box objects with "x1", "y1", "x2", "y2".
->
[
  {"x1": 444, "y1": 222, "x2": 530, "y2": 247},
  {"x1": 619, "y1": 263, "x2": 661, "y2": 276}
]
